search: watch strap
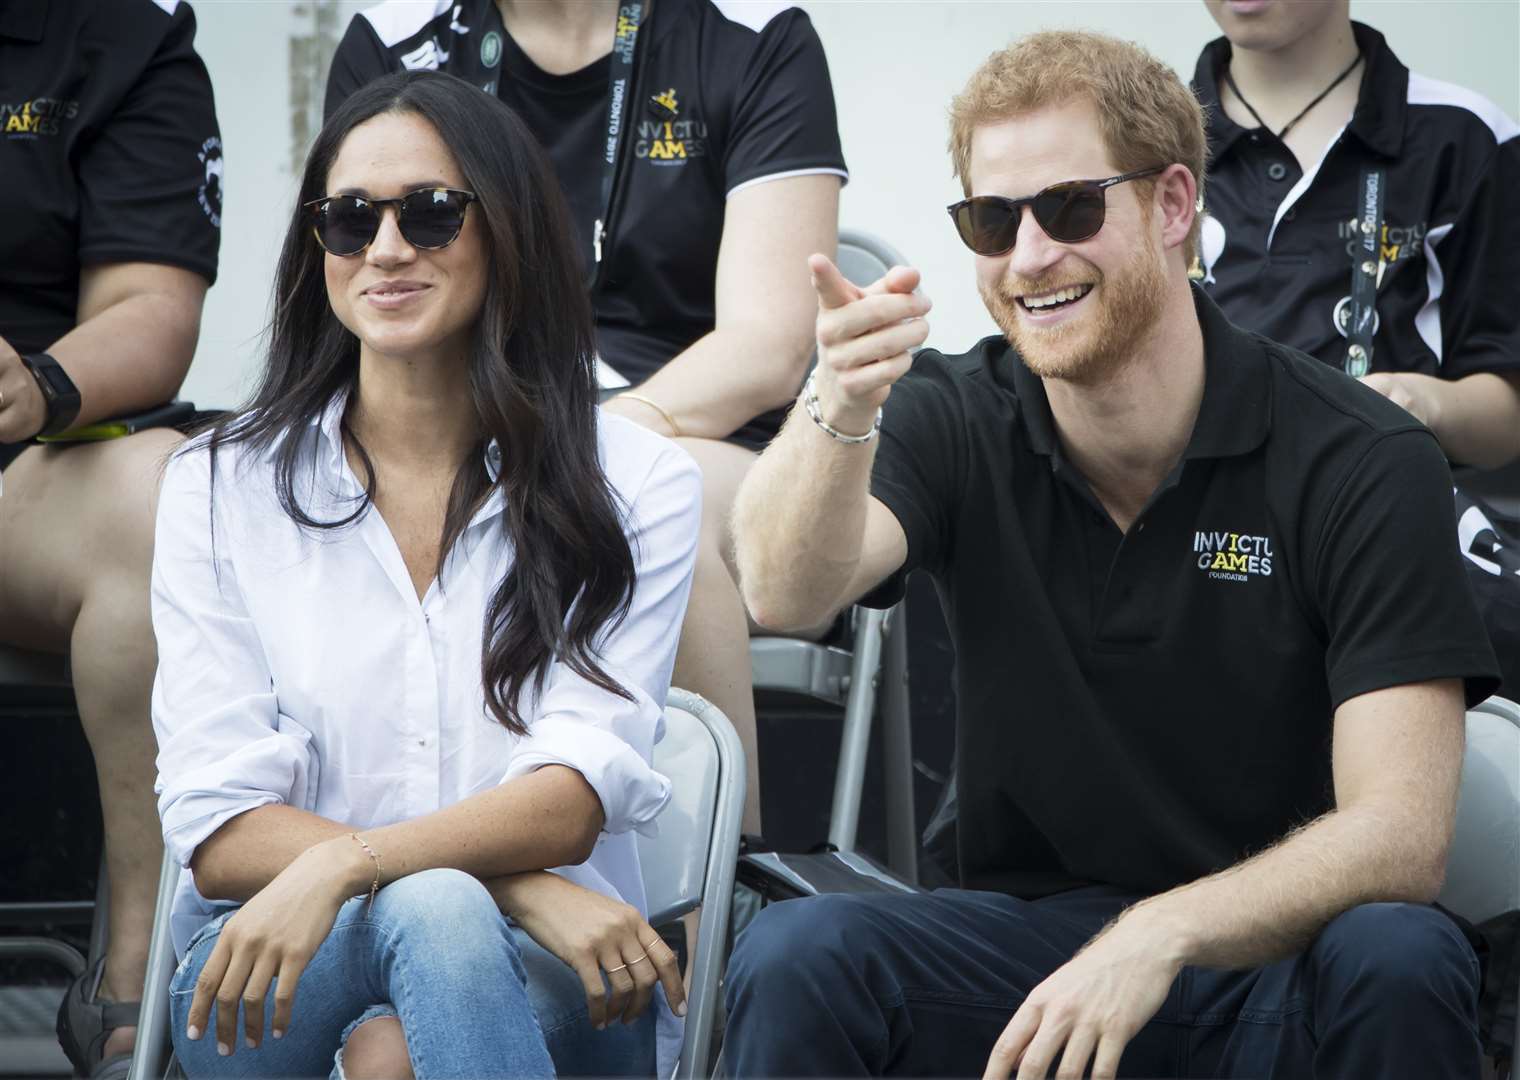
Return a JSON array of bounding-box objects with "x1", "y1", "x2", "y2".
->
[{"x1": 20, "y1": 352, "x2": 83, "y2": 438}]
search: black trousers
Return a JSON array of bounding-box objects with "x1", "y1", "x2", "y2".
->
[{"x1": 724, "y1": 887, "x2": 1482, "y2": 1078}]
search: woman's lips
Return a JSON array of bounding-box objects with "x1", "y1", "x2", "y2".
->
[{"x1": 362, "y1": 282, "x2": 431, "y2": 310}]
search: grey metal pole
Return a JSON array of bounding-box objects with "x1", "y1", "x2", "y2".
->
[
  {"x1": 827, "y1": 607, "x2": 886, "y2": 852},
  {"x1": 668, "y1": 688, "x2": 746, "y2": 1080},
  {"x1": 128, "y1": 852, "x2": 179, "y2": 1080},
  {"x1": 880, "y1": 604, "x2": 918, "y2": 882}
]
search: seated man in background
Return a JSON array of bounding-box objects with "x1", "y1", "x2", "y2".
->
[
  {"x1": 725, "y1": 30, "x2": 1496, "y2": 1080},
  {"x1": 1193, "y1": 0, "x2": 1520, "y2": 470},
  {"x1": 0, "y1": 0, "x2": 220, "y2": 1073},
  {"x1": 325, "y1": 0, "x2": 849, "y2": 833}
]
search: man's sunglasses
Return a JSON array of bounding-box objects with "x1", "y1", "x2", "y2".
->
[
  {"x1": 304, "y1": 187, "x2": 479, "y2": 256},
  {"x1": 946, "y1": 167, "x2": 1165, "y2": 256}
]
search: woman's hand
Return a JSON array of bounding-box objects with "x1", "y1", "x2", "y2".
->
[
  {"x1": 186, "y1": 836, "x2": 371, "y2": 1056},
  {"x1": 492, "y1": 871, "x2": 686, "y2": 1028}
]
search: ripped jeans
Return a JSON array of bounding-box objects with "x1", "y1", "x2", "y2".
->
[{"x1": 169, "y1": 868, "x2": 656, "y2": 1079}]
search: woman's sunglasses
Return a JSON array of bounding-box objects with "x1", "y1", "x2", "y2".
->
[
  {"x1": 304, "y1": 187, "x2": 479, "y2": 256},
  {"x1": 946, "y1": 167, "x2": 1165, "y2": 256}
]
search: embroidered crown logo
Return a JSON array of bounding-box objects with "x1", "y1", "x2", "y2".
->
[{"x1": 652, "y1": 88, "x2": 679, "y2": 117}]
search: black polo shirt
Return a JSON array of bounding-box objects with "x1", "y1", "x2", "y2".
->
[
  {"x1": 864, "y1": 288, "x2": 1499, "y2": 900},
  {"x1": 0, "y1": 0, "x2": 221, "y2": 358},
  {"x1": 326, "y1": 0, "x2": 847, "y2": 447},
  {"x1": 1191, "y1": 23, "x2": 1519, "y2": 388}
]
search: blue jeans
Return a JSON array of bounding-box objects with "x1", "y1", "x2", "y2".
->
[
  {"x1": 725, "y1": 887, "x2": 1482, "y2": 1078},
  {"x1": 170, "y1": 868, "x2": 655, "y2": 1079}
]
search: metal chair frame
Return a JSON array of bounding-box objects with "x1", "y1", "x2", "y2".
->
[
  {"x1": 1442, "y1": 694, "x2": 1520, "y2": 1076},
  {"x1": 0, "y1": 646, "x2": 101, "y2": 999}
]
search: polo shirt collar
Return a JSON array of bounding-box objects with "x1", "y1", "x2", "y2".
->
[
  {"x1": 0, "y1": 1, "x2": 48, "y2": 42},
  {"x1": 1345, "y1": 22, "x2": 1408, "y2": 159},
  {"x1": 1193, "y1": 22, "x2": 1408, "y2": 162},
  {"x1": 994, "y1": 284, "x2": 1271, "y2": 463}
]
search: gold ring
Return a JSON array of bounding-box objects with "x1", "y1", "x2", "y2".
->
[
  {"x1": 628, "y1": 951, "x2": 650, "y2": 965},
  {"x1": 642, "y1": 938, "x2": 662, "y2": 952},
  {"x1": 605, "y1": 962, "x2": 629, "y2": 974},
  {"x1": 0, "y1": 389, "x2": 6, "y2": 410}
]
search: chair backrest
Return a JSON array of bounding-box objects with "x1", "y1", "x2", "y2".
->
[
  {"x1": 638, "y1": 696, "x2": 722, "y2": 925},
  {"x1": 837, "y1": 228, "x2": 907, "y2": 289},
  {"x1": 1440, "y1": 695, "x2": 1520, "y2": 925}
]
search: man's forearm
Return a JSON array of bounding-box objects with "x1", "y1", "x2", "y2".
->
[
  {"x1": 733, "y1": 401, "x2": 878, "y2": 630},
  {"x1": 1124, "y1": 801, "x2": 1449, "y2": 972},
  {"x1": 1429, "y1": 371, "x2": 1520, "y2": 469}
]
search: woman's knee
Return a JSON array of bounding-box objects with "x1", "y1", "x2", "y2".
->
[
  {"x1": 370, "y1": 869, "x2": 522, "y2": 986},
  {"x1": 339, "y1": 1015, "x2": 413, "y2": 1080},
  {"x1": 374, "y1": 868, "x2": 500, "y2": 933}
]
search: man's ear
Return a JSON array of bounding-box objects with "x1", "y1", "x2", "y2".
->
[{"x1": 1155, "y1": 163, "x2": 1199, "y2": 253}]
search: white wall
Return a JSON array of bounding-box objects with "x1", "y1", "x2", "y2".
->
[{"x1": 184, "y1": 0, "x2": 1520, "y2": 408}]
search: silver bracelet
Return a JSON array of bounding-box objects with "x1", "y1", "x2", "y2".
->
[{"x1": 802, "y1": 370, "x2": 881, "y2": 445}]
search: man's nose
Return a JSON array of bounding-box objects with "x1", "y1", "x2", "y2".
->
[{"x1": 1006, "y1": 205, "x2": 1065, "y2": 281}]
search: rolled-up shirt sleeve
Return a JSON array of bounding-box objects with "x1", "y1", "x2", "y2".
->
[
  {"x1": 502, "y1": 443, "x2": 702, "y2": 836},
  {"x1": 151, "y1": 444, "x2": 316, "y2": 868}
]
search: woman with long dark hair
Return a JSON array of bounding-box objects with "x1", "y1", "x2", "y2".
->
[{"x1": 151, "y1": 71, "x2": 699, "y2": 1078}]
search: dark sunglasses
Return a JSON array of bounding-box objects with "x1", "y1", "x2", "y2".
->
[
  {"x1": 946, "y1": 167, "x2": 1165, "y2": 256},
  {"x1": 304, "y1": 187, "x2": 479, "y2": 256}
]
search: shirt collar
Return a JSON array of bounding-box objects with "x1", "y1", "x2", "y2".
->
[
  {"x1": 1344, "y1": 22, "x2": 1408, "y2": 159},
  {"x1": 309, "y1": 390, "x2": 504, "y2": 487},
  {"x1": 995, "y1": 284, "x2": 1271, "y2": 463},
  {"x1": 1193, "y1": 22, "x2": 1408, "y2": 163},
  {"x1": 0, "y1": 1, "x2": 48, "y2": 42}
]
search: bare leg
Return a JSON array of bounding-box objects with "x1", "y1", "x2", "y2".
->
[
  {"x1": 0, "y1": 429, "x2": 183, "y2": 1059},
  {"x1": 670, "y1": 437, "x2": 762, "y2": 834},
  {"x1": 340, "y1": 1016, "x2": 414, "y2": 1080}
]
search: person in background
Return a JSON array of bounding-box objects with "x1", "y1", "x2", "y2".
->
[
  {"x1": 1193, "y1": 0, "x2": 1520, "y2": 470},
  {"x1": 155, "y1": 71, "x2": 698, "y2": 1079},
  {"x1": 325, "y1": 0, "x2": 848, "y2": 834},
  {"x1": 0, "y1": 2, "x2": 220, "y2": 1074},
  {"x1": 724, "y1": 30, "x2": 1496, "y2": 1080}
]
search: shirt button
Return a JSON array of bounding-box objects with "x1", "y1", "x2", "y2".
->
[
  {"x1": 1249, "y1": 133, "x2": 1261, "y2": 144},
  {"x1": 1285, "y1": 208, "x2": 1298, "y2": 221},
  {"x1": 1267, "y1": 162, "x2": 1288, "y2": 181},
  {"x1": 417, "y1": 738, "x2": 427, "y2": 747}
]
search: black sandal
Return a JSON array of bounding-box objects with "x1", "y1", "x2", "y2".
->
[{"x1": 55, "y1": 956, "x2": 140, "y2": 1079}]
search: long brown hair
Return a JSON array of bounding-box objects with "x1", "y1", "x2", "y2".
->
[{"x1": 199, "y1": 71, "x2": 636, "y2": 735}]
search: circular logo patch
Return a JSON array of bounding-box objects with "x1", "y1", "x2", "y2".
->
[
  {"x1": 197, "y1": 136, "x2": 223, "y2": 228},
  {"x1": 481, "y1": 31, "x2": 502, "y2": 69},
  {"x1": 1333, "y1": 295, "x2": 1380, "y2": 339}
]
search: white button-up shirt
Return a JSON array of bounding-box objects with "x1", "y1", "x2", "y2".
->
[{"x1": 151, "y1": 396, "x2": 701, "y2": 964}]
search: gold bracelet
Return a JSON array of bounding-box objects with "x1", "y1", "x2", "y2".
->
[
  {"x1": 617, "y1": 392, "x2": 682, "y2": 438},
  {"x1": 349, "y1": 832, "x2": 382, "y2": 910}
]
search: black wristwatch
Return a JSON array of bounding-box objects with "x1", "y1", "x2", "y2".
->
[{"x1": 20, "y1": 352, "x2": 82, "y2": 437}]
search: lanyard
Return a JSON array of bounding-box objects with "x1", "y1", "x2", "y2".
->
[
  {"x1": 592, "y1": 1, "x2": 650, "y2": 278},
  {"x1": 1344, "y1": 164, "x2": 1386, "y2": 378}
]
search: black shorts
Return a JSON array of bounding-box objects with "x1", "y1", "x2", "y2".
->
[{"x1": 0, "y1": 441, "x2": 32, "y2": 471}]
